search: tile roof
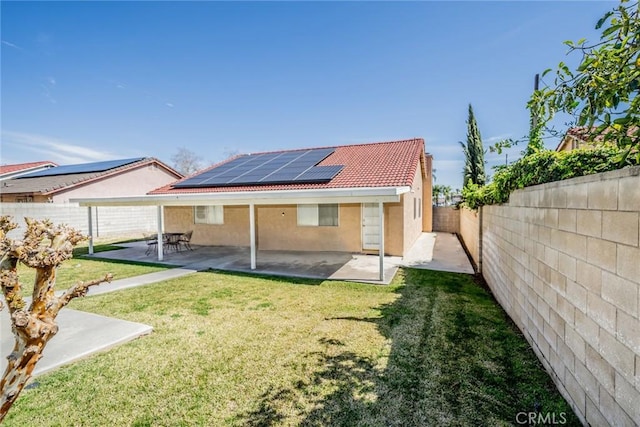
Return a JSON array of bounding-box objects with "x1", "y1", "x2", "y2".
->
[
  {"x1": 0, "y1": 158, "x2": 182, "y2": 195},
  {"x1": 556, "y1": 125, "x2": 639, "y2": 151},
  {"x1": 150, "y1": 138, "x2": 426, "y2": 194},
  {"x1": 0, "y1": 161, "x2": 57, "y2": 176}
]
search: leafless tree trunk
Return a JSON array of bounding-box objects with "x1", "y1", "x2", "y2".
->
[{"x1": 0, "y1": 216, "x2": 112, "y2": 422}]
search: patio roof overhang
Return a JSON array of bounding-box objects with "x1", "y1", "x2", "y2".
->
[
  {"x1": 73, "y1": 186, "x2": 407, "y2": 282},
  {"x1": 71, "y1": 186, "x2": 410, "y2": 207}
]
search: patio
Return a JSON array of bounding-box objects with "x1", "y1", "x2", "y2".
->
[{"x1": 87, "y1": 232, "x2": 474, "y2": 284}]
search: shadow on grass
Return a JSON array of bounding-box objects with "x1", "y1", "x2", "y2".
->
[
  {"x1": 203, "y1": 268, "x2": 327, "y2": 287},
  {"x1": 236, "y1": 268, "x2": 581, "y2": 426}
]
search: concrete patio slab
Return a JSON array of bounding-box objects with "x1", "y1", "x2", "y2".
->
[
  {"x1": 1, "y1": 308, "x2": 152, "y2": 377},
  {"x1": 87, "y1": 242, "x2": 400, "y2": 284}
]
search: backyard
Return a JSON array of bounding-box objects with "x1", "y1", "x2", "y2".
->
[{"x1": 4, "y1": 266, "x2": 579, "y2": 426}]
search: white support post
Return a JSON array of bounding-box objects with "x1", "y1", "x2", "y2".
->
[
  {"x1": 379, "y1": 201, "x2": 384, "y2": 282},
  {"x1": 87, "y1": 207, "x2": 94, "y2": 255},
  {"x1": 249, "y1": 203, "x2": 256, "y2": 269},
  {"x1": 157, "y1": 205, "x2": 164, "y2": 261}
]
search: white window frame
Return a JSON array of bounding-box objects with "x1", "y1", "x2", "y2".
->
[
  {"x1": 194, "y1": 205, "x2": 224, "y2": 225},
  {"x1": 297, "y1": 204, "x2": 339, "y2": 227}
]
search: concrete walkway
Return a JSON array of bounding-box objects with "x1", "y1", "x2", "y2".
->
[
  {"x1": 0, "y1": 267, "x2": 197, "y2": 378},
  {"x1": 400, "y1": 232, "x2": 475, "y2": 274}
]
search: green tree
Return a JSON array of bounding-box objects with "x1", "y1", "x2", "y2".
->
[
  {"x1": 530, "y1": 0, "x2": 639, "y2": 162},
  {"x1": 459, "y1": 104, "x2": 486, "y2": 188}
]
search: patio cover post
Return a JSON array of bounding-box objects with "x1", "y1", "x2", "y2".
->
[
  {"x1": 249, "y1": 202, "x2": 256, "y2": 269},
  {"x1": 157, "y1": 205, "x2": 164, "y2": 261},
  {"x1": 87, "y1": 207, "x2": 94, "y2": 255},
  {"x1": 379, "y1": 201, "x2": 384, "y2": 281}
]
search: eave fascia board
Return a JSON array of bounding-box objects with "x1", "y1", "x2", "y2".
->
[{"x1": 72, "y1": 186, "x2": 410, "y2": 207}]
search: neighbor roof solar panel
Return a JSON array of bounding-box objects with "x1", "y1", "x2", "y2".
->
[
  {"x1": 173, "y1": 148, "x2": 342, "y2": 188},
  {"x1": 17, "y1": 158, "x2": 145, "y2": 178}
]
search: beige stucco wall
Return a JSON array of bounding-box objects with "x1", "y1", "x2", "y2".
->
[
  {"x1": 163, "y1": 202, "x2": 408, "y2": 256},
  {"x1": 50, "y1": 164, "x2": 179, "y2": 203},
  {"x1": 422, "y1": 154, "x2": 433, "y2": 232},
  {"x1": 164, "y1": 205, "x2": 250, "y2": 247},
  {"x1": 401, "y1": 166, "x2": 427, "y2": 255},
  {"x1": 432, "y1": 207, "x2": 460, "y2": 233},
  {"x1": 459, "y1": 207, "x2": 480, "y2": 270},
  {"x1": 482, "y1": 166, "x2": 640, "y2": 426},
  {"x1": 256, "y1": 204, "x2": 363, "y2": 252}
]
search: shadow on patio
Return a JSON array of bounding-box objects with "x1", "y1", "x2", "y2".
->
[{"x1": 86, "y1": 241, "x2": 400, "y2": 284}]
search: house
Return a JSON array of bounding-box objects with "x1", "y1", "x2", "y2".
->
[
  {"x1": 0, "y1": 157, "x2": 182, "y2": 203},
  {"x1": 556, "y1": 125, "x2": 638, "y2": 151},
  {"x1": 0, "y1": 161, "x2": 58, "y2": 181},
  {"x1": 73, "y1": 139, "x2": 433, "y2": 279}
]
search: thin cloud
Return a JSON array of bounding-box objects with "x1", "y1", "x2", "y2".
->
[
  {"x1": 165, "y1": 102, "x2": 174, "y2": 108},
  {"x1": 1, "y1": 130, "x2": 117, "y2": 164},
  {"x1": 1, "y1": 40, "x2": 22, "y2": 50}
]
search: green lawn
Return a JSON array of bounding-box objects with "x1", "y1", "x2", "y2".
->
[
  {"x1": 18, "y1": 244, "x2": 173, "y2": 296},
  {"x1": 4, "y1": 268, "x2": 579, "y2": 426}
]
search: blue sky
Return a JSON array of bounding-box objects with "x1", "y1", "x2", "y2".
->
[{"x1": 1, "y1": 1, "x2": 613, "y2": 189}]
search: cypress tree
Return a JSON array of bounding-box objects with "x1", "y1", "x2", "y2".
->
[{"x1": 460, "y1": 104, "x2": 486, "y2": 188}]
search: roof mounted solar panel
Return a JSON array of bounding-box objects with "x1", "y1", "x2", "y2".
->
[
  {"x1": 294, "y1": 165, "x2": 344, "y2": 183},
  {"x1": 17, "y1": 158, "x2": 146, "y2": 179},
  {"x1": 172, "y1": 147, "x2": 340, "y2": 188}
]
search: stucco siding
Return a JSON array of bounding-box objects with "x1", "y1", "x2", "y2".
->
[
  {"x1": 402, "y1": 166, "x2": 425, "y2": 255},
  {"x1": 422, "y1": 154, "x2": 433, "y2": 232},
  {"x1": 51, "y1": 165, "x2": 179, "y2": 203},
  {"x1": 164, "y1": 205, "x2": 250, "y2": 247},
  {"x1": 256, "y1": 204, "x2": 362, "y2": 252}
]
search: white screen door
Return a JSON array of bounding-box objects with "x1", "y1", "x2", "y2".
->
[{"x1": 362, "y1": 203, "x2": 380, "y2": 250}]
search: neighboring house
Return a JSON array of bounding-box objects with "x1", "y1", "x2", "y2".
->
[
  {"x1": 0, "y1": 161, "x2": 58, "y2": 181},
  {"x1": 0, "y1": 157, "x2": 182, "y2": 203},
  {"x1": 556, "y1": 125, "x2": 639, "y2": 151},
  {"x1": 74, "y1": 139, "x2": 433, "y2": 261}
]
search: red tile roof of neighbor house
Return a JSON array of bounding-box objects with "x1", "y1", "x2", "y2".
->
[
  {"x1": 0, "y1": 161, "x2": 58, "y2": 176},
  {"x1": 150, "y1": 138, "x2": 427, "y2": 194}
]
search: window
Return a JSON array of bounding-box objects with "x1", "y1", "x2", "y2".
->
[
  {"x1": 194, "y1": 206, "x2": 224, "y2": 224},
  {"x1": 419, "y1": 198, "x2": 422, "y2": 218},
  {"x1": 297, "y1": 204, "x2": 338, "y2": 226},
  {"x1": 413, "y1": 198, "x2": 417, "y2": 219}
]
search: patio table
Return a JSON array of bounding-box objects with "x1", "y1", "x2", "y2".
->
[{"x1": 163, "y1": 232, "x2": 184, "y2": 252}]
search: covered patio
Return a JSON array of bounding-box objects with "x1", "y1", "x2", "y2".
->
[
  {"x1": 83, "y1": 232, "x2": 474, "y2": 284},
  {"x1": 73, "y1": 187, "x2": 406, "y2": 282},
  {"x1": 85, "y1": 240, "x2": 402, "y2": 284}
]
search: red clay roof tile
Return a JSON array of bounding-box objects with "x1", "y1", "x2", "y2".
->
[{"x1": 149, "y1": 138, "x2": 425, "y2": 194}]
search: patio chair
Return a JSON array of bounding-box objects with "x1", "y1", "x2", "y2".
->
[
  {"x1": 179, "y1": 230, "x2": 194, "y2": 251},
  {"x1": 143, "y1": 233, "x2": 158, "y2": 256},
  {"x1": 165, "y1": 233, "x2": 182, "y2": 253}
]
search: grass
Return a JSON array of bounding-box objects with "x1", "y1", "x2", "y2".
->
[
  {"x1": 4, "y1": 268, "x2": 579, "y2": 426},
  {"x1": 17, "y1": 251, "x2": 170, "y2": 296}
]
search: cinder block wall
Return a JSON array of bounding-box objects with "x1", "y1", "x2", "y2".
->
[
  {"x1": 482, "y1": 167, "x2": 640, "y2": 426},
  {"x1": 432, "y1": 206, "x2": 460, "y2": 233},
  {"x1": 0, "y1": 203, "x2": 157, "y2": 238},
  {"x1": 459, "y1": 207, "x2": 480, "y2": 270}
]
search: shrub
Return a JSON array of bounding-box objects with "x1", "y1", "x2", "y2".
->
[{"x1": 462, "y1": 145, "x2": 636, "y2": 209}]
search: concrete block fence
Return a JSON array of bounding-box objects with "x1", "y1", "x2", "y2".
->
[
  {"x1": 458, "y1": 166, "x2": 640, "y2": 426},
  {"x1": 0, "y1": 203, "x2": 157, "y2": 239}
]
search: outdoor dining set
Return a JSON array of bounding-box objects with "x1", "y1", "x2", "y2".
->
[{"x1": 143, "y1": 231, "x2": 193, "y2": 255}]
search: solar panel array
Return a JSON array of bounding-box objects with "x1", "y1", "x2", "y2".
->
[
  {"x1": 174, "y1": 148, "x2": 343, "y2": 188},
  {"x1": 17, "y1": 158, "x2": 146, "y2": 179}
]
